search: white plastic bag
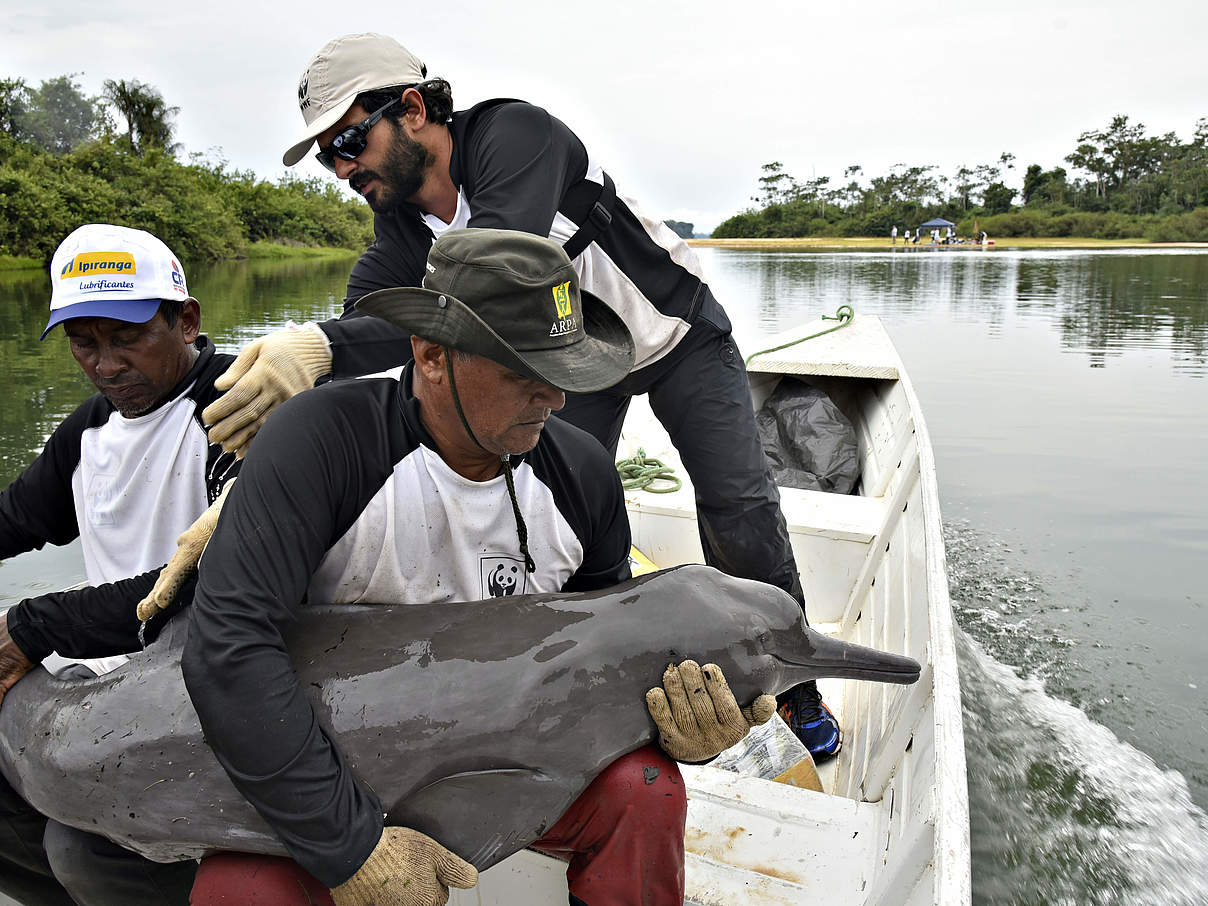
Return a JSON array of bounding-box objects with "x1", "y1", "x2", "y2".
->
[{"x1": 711, "y1": 713, "x2": 809, "y2": 780}]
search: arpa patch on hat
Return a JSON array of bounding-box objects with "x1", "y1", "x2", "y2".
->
[
  {"x1": 43, "y1": 224, "x2": 188, "y2": 340},
  {"x1": 354, "y1": 228, "x2": 635, "y2": 394},
  {"x1": 283, "y1": 33, "x2": 427, "y2": 166}
]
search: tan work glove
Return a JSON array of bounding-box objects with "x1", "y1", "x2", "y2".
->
[
  {"x1": 330, "y1": 827, "x2": 477, "y2": 906},
  {"x1": 0, "y1": 614, "x2": 34, "y2": 710},
  {"x1": 203, "y1": 322, "x2": 331, "y2": 459},
  {"x1": 646, "y1": 659, "x2": 776, "y2": 763},
  {"x1": 136, "y1": 481, "x2": 235, "y2": 622}
]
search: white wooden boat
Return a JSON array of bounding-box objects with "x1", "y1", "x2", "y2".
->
[{"x1": 454, "y1": 313, "x2": 970, "y2": 905}]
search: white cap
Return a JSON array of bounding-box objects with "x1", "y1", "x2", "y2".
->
[
  {"x1": 283, "y1": 33, "x2": 427, "y2": 167},
  {"x1": 44, "y1": 224, "x2": 188, "y2": 340}
]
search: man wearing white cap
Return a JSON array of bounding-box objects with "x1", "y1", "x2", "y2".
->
[
  {"x1": 199, "y1": 31, "x2": 840, "y2": 762},
  {"x1": 0, "y1": 223, "x2": 239, "y2": 905}
]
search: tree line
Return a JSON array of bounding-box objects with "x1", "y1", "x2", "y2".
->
[
  {"x1": 0, "y1": 74, "x2": 373, "y2": 266},
  {"x1": 714, "y1": 115, "x2": 1208, "y2": 241}
]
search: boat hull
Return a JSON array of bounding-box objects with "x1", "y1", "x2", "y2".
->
[{"x1": 609, "y1": 313, "x2": 971, "y2": 905}]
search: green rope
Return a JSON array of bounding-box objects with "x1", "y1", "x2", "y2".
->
[
  {"x1": 616, "y1": 448, "x2": 682, "y2": 493},
  {"x1": 744, "y1": 304, "x2": 855, "y2": 366}
]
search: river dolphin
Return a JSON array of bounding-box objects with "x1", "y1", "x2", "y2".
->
[{"x1": 0, "y1": 565, "x2": 919, "y2": 869}]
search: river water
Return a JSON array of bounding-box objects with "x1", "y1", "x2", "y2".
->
[{"x1": 1, "y1": 247, "x2": 1206, "y2": 904}]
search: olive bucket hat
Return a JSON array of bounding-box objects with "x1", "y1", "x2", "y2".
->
[{"x1": 355, "y1": 228, "x2": 635, "y2": 393}]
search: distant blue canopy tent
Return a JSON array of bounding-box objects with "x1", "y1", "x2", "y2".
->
[{"x1": 919, "y1": 218, "x2": 956, "y2": 229}]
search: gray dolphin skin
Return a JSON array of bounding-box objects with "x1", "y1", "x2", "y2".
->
[{"x1": 0, "y1": 565, "x2": 919, "y2": 870}]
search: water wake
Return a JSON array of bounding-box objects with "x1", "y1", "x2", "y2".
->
[
  {"x1": 960, "y1": 629, "x2": 1208, "y2": 905},
  {"x1": 947, "y1": 522, "x2": 1208, "y2": 905}
]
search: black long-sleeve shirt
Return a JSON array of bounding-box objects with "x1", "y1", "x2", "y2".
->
[
  {"x1": 183, "y1": 365, "x2": 630, "y2": 887},
  {"x1": 320, "y1": 99, "x2": 729, "y2": 380},
  {"x1": 6, "y1": 567, "x2": 191, "y2": 662},
  {"x1": 0, "y1": 338, "x2": 239, "y2": 675}
]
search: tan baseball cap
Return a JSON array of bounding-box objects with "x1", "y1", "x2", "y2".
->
[{"x1": 283, "y1": 33, "x2": 427, "y2": 167}]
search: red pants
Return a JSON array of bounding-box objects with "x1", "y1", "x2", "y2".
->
[{"x1": 190, "y1": 746, "x2": 686, "y2": 906}]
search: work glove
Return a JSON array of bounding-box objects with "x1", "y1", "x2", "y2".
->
[
  {"x1": 330, "y1": 827, "x2": 477, "y2": 906},
  {"x1": 0, "y1": 614, "x2": 34, "y2": 710},
  {"x1": 135, "y1": 480, "x2": 234, "y2": 622},
  {"x1": 203, "y1": 322, "x2": 332, "y2": 458},
  {"x1": 646, "y1": 659, "x2": 776, "y2": 763}
]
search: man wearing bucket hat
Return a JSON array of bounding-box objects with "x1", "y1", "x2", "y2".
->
[
  {"x1": 194, "y1": 30, "x2": 840, "y2": 760},
  {"x1": 178, "y1": 229, "x2": 774, "y2": 906},
  {"x1": 0, "y1": 224, "x2": 240, "y2": 904}
]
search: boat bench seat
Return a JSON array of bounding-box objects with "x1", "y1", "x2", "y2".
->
[
  {"x1": 452, "y1": 766, "x2": 885, "y2": 906},
  {"x1": 779, "y1": 486, "x2": 885, "y2": 543},
  {"x1": 628, "y1": 483, "x2": 885, "y2": 545},
  {"x1": 628, "y1": 480, "x2": 886, "y2": 629}
]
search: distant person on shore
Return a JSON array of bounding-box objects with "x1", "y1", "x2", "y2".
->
[
  {"x1": 191, "y1": 33, "x2": 841, "y2": 757},
  {"x1": 891, "y1": 224, "x2": 898, "y2": 245},
  {"x1": 0, "y1": 224, "x2": 240, "y2": 906}
]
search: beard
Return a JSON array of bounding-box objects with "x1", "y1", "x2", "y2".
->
[
  {"x1": 97, "y1": 379, "x2": 159, "y2": 417},
  {"x1": 350, "y1": 128, "x2": 434, "y2": 214}
]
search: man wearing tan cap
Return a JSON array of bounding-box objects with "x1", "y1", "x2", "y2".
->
[{"x1": 200, "y1": 32, "x2": 840, "y2": 763}]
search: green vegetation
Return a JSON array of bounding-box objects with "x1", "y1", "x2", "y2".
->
[
  {"x1": 0, "y1": 253, "x2": 41, "y2": 271},
  {"x1": 0, "y1": 74, "x2": 373, "y2": 269},
  {"x1": 244, "y1": 241, "x2": 362, "y2": 260},
  {"x1": 715, "y1": 115, "x2": 1208, "y2": 241}
]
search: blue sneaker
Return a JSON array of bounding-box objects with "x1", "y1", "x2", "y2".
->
[{"x1": 778, "y1": 681, "x2": 841, "y2": 761}]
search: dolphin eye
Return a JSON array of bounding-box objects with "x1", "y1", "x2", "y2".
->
[{"x1": 756, "y1": 629, "x2": 772, "y2": 646}]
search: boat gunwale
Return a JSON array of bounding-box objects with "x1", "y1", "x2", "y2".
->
[{"x1": 889, "y1": 335, "x2": 973, "y2": 905}]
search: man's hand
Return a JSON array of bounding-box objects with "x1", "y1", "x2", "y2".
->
[
  {"x1": 646, "y1": 660, "x2": 776, "y2": 763},
  {"x1": 330, "y1": 827, "x2": 477, "y2": 906},
  {"x1": 0, "y1": 613, "x2": 35, "y2": 710},
  {"x1": 136, "y1": 481, "x2": 234, "y2": 622},
  {"x1": 203, "y1": 323, "x2": 332, "y2": 458}
]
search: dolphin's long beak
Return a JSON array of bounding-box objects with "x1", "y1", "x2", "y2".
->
[{"x1": 778, "y1": 625, "x2": 922, "y2": 687}]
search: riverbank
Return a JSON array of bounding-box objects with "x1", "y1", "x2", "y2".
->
[
  {"x1": 13, "y1": 236, "x2": 1202, "y2": 270},
  {"x1": 0, "y1": 255, "x2": 41, "y2": 272},
  {"x1": 240, "y1": 241, "x2": 361, "y2": 261},
  {"x1": 0, "y1": 241, "x2": 359, "y2": 273},
  {"x1": 690, "y1": 236, "x2": 1208, "y2": 251}
]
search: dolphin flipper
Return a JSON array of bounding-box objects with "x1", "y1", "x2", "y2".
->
[{"x1": 388, "y1": 768, "x2": 574, "y2": 869}]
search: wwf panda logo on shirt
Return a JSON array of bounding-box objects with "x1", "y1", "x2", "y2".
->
[{"x1": 482, "y1": 557, "x2": 528, "y2": 597}]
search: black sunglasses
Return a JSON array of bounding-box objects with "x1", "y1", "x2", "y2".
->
[{"x1": 314, "y1": 97, "x2": 401, "y2": 172}]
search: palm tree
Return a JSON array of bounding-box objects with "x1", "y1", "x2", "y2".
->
[
  {"x1": 0, "y1": 78, "x2": 30, "y2": 137},
  {"x1": 102, "y1": 79, "x2": 180, "y2": 156}
]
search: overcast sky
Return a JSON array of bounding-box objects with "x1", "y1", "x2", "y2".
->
[{"x1": 5, "y1": 1, "x2": 1205, "y2": 231}]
